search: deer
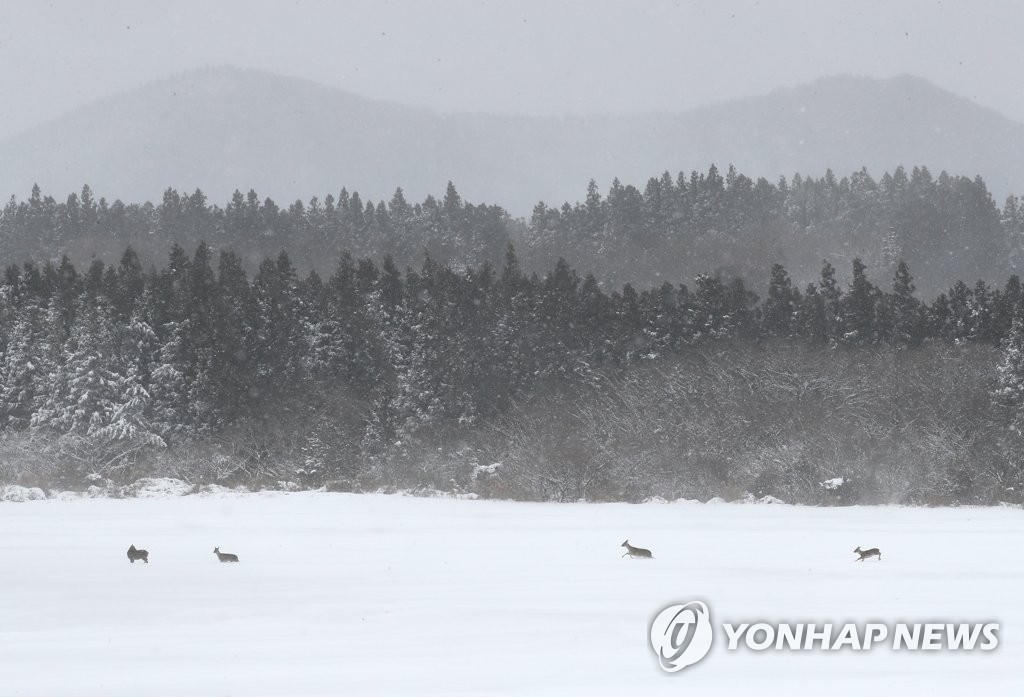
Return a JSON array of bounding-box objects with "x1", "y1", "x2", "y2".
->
[
  {"x1": 213, "y1": 547, "x2": 239, "y2": 563},
  {"x1": 854, "y1": 546, "x2": 881, "y2": 561},
  {"x1": 127, "y1": 544, "x2": 149, "y2": 564},
  {"x1": 621, "y1": 539, "x2": 653, "y2": 559}
]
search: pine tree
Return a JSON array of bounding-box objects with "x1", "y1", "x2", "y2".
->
[
  {"x1": 970, "y1": 280, "x2": 995, "y2": 343},
  {"x1": 818, "y1": 260, "x2": 842, "y2": 340},
  {"x1": 796, "y1": 283, "x2": 827, "y2": 343},
  {"x1": 842, "y1": 258, "x2": 879, "y2": 344},
  {"x1": 0, "y1": 299, "x2": 52, "y2": 428},
  {"x1": 111, "y1": 247, "x2": 145, "y2": 319},
  {"x1": 763, "y1": 264, "x2": 800, "y2": 337},
  {"x1": 889, "y1": 260, "x2": 923, "y2": 346},
  {"x1": 149, "y1": 320, "x2": 191, "y2": 441},
  {"x1": 210, "y1": 250, "x2": 256, "y2": 420},
  {"x1": 93, "y1": 304, "x2": 166, "y2": 448},
  {"x1": 251, "y1": 252, "x2": 308, "y2": 401},
  {"x1": 994, "y1": 314, "x2": 1024, "y2": 430},
  {"x1": 33, "y1": 300, "x2": 121, "y2": 437},
  {"x1": 692, "y1": 275, "x2": 728, "y2": 340},
  {"x1": 93, "y1": 374, "x2": 165, "y2": 448}
]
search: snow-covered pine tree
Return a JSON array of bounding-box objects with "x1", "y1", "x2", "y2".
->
[
  {"x1": 92, "y1": 377, "x2": 165, "y2": 448},
  {"x1": 31, "y1": 299, "x2": 121, "y2": 437},
  {"x1": 91, "y1": 305, "x2": 166, "y2": 448},
  {"x1": 0, "y1": 298, "x2": 52, "y2": 429},
  {"x1": 149, "y1": 320, "x2": 192, "y2": 441},
  {"x1": 994, "y1": 314, "x2": 1024, "y2": 429}
]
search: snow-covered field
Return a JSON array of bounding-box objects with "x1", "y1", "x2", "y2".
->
[{"x1": 0, "y1": 493, "x2": 1020, "y2": 696}]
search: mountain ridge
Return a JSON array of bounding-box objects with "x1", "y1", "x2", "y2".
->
[{"x1": 2, "y1": 67, "x2": 1022, "y2": 213}]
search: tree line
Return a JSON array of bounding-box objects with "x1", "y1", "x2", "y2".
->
[
  {"x1": 3, "y1": 163, "x2": 1023, "y2": 296},
  {"x1": 1, "y1": 239, "x2": 1024, "y2": 504}
]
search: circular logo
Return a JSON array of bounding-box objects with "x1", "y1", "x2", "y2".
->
[{"x1": 650, "y1": 601, "x2": 714, "y2": 672}]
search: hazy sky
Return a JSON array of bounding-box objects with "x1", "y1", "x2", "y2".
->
[{"x1": 2, "y1": 0, "x2": 1022, "y2": 140}]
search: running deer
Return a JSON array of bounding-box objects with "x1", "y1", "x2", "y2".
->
[
  {"x1": 127, "y1": 544, "x2": 149, "y2": 564},
  {"x1": 213, "y1": 547, "x2": 239, "y2": 563},
  {"x1": 621, "y1": 539, "x2": 653, "y2": 559},
  {"x1": 854, "y1": 546, "x2": 881, "y2": 561}
]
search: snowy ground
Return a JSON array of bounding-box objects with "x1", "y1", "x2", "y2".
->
[{"x1": 0, "y1": 493, "x2": 1020, "y2": 696}]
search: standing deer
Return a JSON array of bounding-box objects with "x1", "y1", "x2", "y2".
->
[
  {"x1": 621, "y1": 539, "x2": 653, "y2": 559},
  {"x1": 854, "y1": 546, "x2": 881, "y2": 561},
  {"x1": 213, "y1": 547, "x2": 239, "y2": 563},
  {"x1": 127, "y1": 544, "x2": 149, "y2": 563}
]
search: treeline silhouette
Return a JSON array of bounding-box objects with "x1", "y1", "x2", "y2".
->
[
  {"x1": 3, "y1": 164, "x2": 1023, "y2": 296},
  {"x1": 526, "y1": 165, "x2": 1019, "y2": 295},
  {"x1": 0, "y1": 182, "x2": 511, "y2": 279},
  {"x1": 1, "y1": 240, "x2": 1023, "y2": 504}
]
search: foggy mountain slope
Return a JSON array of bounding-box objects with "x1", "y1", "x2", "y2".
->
[
  {"x1": 658, "y1": 74, "x2": 1024, "y2": 196},
  {"x1": 2, "y1": 67, "x2": 1024, "y2": 213},
  {"x1": 0, "y1": 68, "x2": 470, "y2": 209}
]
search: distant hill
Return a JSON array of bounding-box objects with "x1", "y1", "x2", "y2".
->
[{"x1": 1, "y1": 68, "x2": 1023, "y2": 214}]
